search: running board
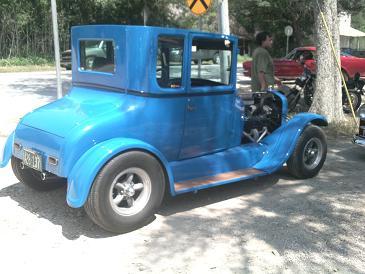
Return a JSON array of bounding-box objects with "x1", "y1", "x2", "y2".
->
[{"x1": 174, "y1": 168, "x2": 266, "y2": 193}]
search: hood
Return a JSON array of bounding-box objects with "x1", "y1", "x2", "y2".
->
[{"x1": 20, "y1": 87, "x2": 124, "y2": 138}]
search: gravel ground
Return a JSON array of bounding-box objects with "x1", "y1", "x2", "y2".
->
[{"x1": 0, "y1": 71, "x2": 365, "y2": 273}]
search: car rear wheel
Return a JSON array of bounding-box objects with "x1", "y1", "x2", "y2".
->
[
  {"x1": 84, "y1": 151, "x2": 165, "y2": 233},
  {"x1": 11, "y1": 156, "x2": 66, "y2": 191},
  {"x1": 287, "y1": 125, "x2": 327, "y2": 179}
]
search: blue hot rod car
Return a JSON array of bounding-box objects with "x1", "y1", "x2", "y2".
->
[{"x1": 0, "y1": 25, "x2": 327, "y2": 233}]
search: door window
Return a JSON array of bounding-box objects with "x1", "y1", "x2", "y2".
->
[{"x1": 190, "y1": 38, "x2": 232, "y2": 86}]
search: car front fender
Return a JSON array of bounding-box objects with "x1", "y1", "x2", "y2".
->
[
  {"x1": 66, "y1": 138, "x2": 174, "y2": 208},
  {"x1": 254, "y1": 113, "x2": 327, "y2": 173},
  {"x1": 0, "y1": 132, "x2": 14, "y2": 168}
]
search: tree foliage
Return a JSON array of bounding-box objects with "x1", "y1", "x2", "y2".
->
[
  {"x1": 229, "y1": 0, "x2": 365, "y2": 57},
  {"x1": 0, "y1": 0, "x2": 187, "y2": 59},
  {"x1": 1, "y1": 0, "x2": 365, "y2": 60}
]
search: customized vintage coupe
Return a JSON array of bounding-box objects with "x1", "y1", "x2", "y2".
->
[
  {"x1": 243, "y1": 46, "x2": 365, "y2": 80},
  {"x1": 0, "y1": 26, "x2": 328, "y2": 233}
]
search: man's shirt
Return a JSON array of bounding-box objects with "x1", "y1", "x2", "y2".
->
[{"x1": 251, "y1": 46, "x2": 275, "y2": 92}]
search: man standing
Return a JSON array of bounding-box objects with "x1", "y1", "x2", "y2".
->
[{"x1": 251, "y1": 32, "x2": 282, "y2": 92}]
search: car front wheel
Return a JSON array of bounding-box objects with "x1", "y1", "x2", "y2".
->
[
  {"x1": 84, "y1": 151, "x2": 165, "y2": 233},
  {"x1": 287, "y1": 125, "x2": 327, "y2": 179}
]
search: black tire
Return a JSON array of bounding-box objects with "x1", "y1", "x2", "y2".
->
[
  {"x1": 84, "y1": 151, "x2": 165, "y2": 233},
  {"x1": 11, "y1": 156, "x2": 66, "y2": 191},
  {"x1": 343, "y1": 91, "x2": 362, "y2": 113},
  {"x1": 213, "y1": 53, "x2": 220, "y2": 64},
  {"x1": 287, "y1": 125, "x2": 327, "y2": 179}
]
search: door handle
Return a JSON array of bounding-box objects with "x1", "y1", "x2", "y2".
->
[{"x1": 187, "y1": 104, "x2": 196, "y2": 112}]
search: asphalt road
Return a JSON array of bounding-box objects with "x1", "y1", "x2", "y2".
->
[{"x1": 0, "y1": 70, "x2": 365, "y2": 273}]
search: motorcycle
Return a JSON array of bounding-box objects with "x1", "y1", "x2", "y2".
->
[{"x1": 283, "y1": 66, "x2": 363, "y2": 113}]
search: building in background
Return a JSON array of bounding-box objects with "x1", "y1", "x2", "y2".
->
[{"x1": 340, "y1": 12, "x2": 365, "y2": 57}]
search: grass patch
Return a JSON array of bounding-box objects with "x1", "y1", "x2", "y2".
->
[
  {"x1": 0, "y1": 57, "x2": 54, "y2": 66},
  {"x1": 0, "y1": 65, "x2": 56, "y2": 73},
  {"x1": 0, "y1": 57, "x2": 55, "y2": 72}
]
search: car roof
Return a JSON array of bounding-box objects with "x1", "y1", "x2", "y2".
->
[
  {"x1": 71, "y1": 25, "x2": 238, "y2": 94},
  {"x1": 295, "y1": 46, "x2": 316, "y2": 51}
]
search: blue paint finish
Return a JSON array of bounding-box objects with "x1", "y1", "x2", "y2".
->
[
  {"x1": 172, "y1": 143, "x2": 266, "y2": 183},
  {"x1": 269, "y1": 89, "x2": 288, "y2": 123},
  {"x1": 67, "y1": 138, "x2": 174, "y2": 208},
  {"x1": 0, "y1": 25, "x2": 328, "y2": 211},
  {"x1": 179, "y1": 93, "x2": 237, "y2": 159},
  {"x1": 13, "y1": 125, "x2": 64, "y2": 174},
  {"x1": 17, "y1": 86, "x2": 186, "y2": 177},
  {"x1": 0, "y1": 132, "x2": 14, "y2": 168},
  {"x1": 175, "y1": 171, "x2": 268, "y2": 195},
  {"x1": 254, "y1": 113, "x2": 327, "y2": 173}
]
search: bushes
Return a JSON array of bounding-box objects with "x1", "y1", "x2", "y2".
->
[{"x1": 0, "y1": 57, "x2": 54, "y2": 67}]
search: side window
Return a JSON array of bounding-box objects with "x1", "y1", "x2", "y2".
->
[
  {"x1": 293, "y1": 50, "x2": 303, "y2": 61},
  {"x1": 302, "y1": 51, "x2": 314, "y2": 60},
  {"x1": 285, "y1": 49, "x2": 296, "y2": 60},
  {"x1": 80, "y1": 40, "x2": 115, "y2": 73},
  {"x1": 191, "y1": 38, "x2": 232, "y2": 87},
  {"x1": 156, "y1": 36, "x2": 184, "y2": 88}
]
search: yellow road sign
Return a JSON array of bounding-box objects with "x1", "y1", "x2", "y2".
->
[{"x1": 186, "y1": 0, "x2": 212, "y2": 16}]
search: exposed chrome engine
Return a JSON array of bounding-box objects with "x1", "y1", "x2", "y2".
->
[{"x1": 241, "y1": 92, "x2": 283, "y2": 143}]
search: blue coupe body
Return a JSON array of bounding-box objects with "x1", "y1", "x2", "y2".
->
[{"x1": 0, "y1": 25, "x2": 327, "y2": 231}]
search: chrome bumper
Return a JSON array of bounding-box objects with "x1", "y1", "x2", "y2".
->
[{"x1": 353, "y1": 135, "x2": 365, "y2": 147}]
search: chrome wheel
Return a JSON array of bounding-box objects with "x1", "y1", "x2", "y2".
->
[
  {"x1": 109, "y1": 167, "x2": 152, "y2": 216},
  {"x1": 302, "y1": 137, "x2": 323, "y2": 170}
]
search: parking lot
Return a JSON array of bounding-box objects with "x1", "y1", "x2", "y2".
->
[{"x1": 0, "y1": 70, "x2": 365, "y2": 273}]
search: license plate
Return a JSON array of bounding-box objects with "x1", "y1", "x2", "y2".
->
[{"x1": 23, "y1": 149, "x2": 42, "y2": 171}]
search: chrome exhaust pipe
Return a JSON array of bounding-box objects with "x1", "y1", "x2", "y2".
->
[
  {"x1": 41, "y1": 172, "x2": 47, "y2": 181},
  {"x1": 20, "y1": 162, "x2": 25, "y2": 169}
]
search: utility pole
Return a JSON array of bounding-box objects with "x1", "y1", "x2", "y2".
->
[
  {"x1": 51, "y1": 0, "x2": 62, "y2": 99},
  {"x1": 143, "y1": 1, "x2": 148, "y2": 26},
  {"x1": 218, "y1": 0, "x2": 230, "y2": 83},
  {"x1": 218, "y1": 0, "x2": 230, "y2": 35}
]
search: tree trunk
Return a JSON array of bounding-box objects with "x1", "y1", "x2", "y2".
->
[{"x1": 310, "y1": 0, "x2": 345, "y2": 124}]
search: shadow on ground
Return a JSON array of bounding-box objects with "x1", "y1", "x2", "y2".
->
[
  {"x1": 8, "y1": 75, "x2": 72, "y2": 99},
  {"x1": 0, "y1": 136, "x2": 364, "y2": 272}
]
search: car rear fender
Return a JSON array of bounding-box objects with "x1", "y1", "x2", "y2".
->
[
  {"x1": 254, "y1": 113, "x2": 327, "y2": 173},
  {"x1": 0, "y1": 132, "x2": 14, "y2": 168},
  {"x1": 66, "y1": 138, "x2": 173, "y2": 208}
]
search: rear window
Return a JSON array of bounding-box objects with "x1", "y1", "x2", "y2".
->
[{"x1": 79, "y1": 40, "x2": 115, "y2": 73}]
